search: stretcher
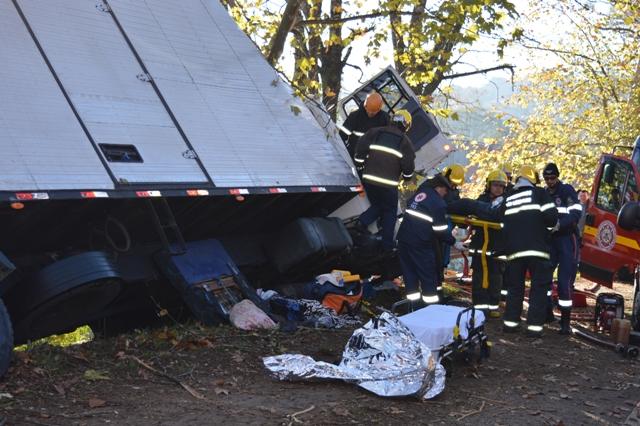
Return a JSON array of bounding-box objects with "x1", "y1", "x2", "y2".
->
[{"x1": 398, "y1": 304, "x2": 490, "y2": 374}]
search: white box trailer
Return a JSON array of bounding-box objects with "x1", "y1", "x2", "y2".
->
[{"x1": 0, "y1": 0, "x2": 362, "y2": 372}]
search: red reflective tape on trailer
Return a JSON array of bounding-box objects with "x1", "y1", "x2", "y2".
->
[
  {"x1": 81, "y1": 191, "x2": 109, "y2": 198},
  {"x1": 268, "y1": 188, "x2": 287, "y2": 194},
  {"x1": 15, "y1": 192, "x2": 49, "y2": 200},
  {"x1": 229, "y1": 189, "x2": 249, "y2": 195},
  {"x1": 311, "y1": 187, "x2": 327, "y2": 192},
  {"x1": 187, "y1": 189, "x2": 209, "y2": 196},
  {"x1": 136, "y1": 191, "x2": 162, "y2": 197}
]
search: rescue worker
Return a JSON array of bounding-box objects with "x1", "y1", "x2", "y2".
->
[
  {"x1": 397, "y1": 173, "x2": 464, "y2": 305},
  {"x1": 501, "y1": 165, "x2": 558, "y2": 337},
  {"x1": 543, "y1": 163, "x2": 582, "y2": 334},
  {"x1": 469, "y1": 170, "x2": 508, "y2": 317},
  {"x1": 443, "y1": 164, "x2": 466, "y2": 203},
  {"x1": 499, "y1": 163, "x2": 514, "y2": 301},
  {"x1": 437, "y1": 164, "x2": 466, "y2": 293},
  {"x1": 354, "y1": 110, "x2": 415, "y2": 252},
  {"x1": 339, "y1": 92, "x2": 390, "y2": 160},
  {"x1": 501, "y1": 163, "x2": 515, "y2": 194}
]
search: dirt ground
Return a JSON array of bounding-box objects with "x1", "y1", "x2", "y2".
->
[{"x1": 0, "y1": 279, "x2": 638, "y2": 426}]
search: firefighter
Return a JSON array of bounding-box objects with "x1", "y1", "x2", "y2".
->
[
  {"x1": 397, "y1": 173, "x2": 464, "y2": 305},
  {"x1": 543, "y1": 163, "x2": 582, "y2": 334},
  {"x1": 354, "y1": 110, "x2": 415, "y2": 252},
  {"x1": 443, "y1": 164, "x2": 466, "y2": 203},
  {"x1": 499, "y1": 163, "x2": 514, "y2": 301},
  {"x1": 502, "y1": 165, "x2": 558, "y2": 337},
  {"x1": 339, "y1": 92, "x2": 390, "y2": 160},
  {"x1": 501, "y1": 163, "x2": 515, "y2": 194},
  {"x1": 469, "y1": 170, "x2": 508, "y2": 317},
  {"x1": 437, "y1": 164, "x2": 466, "y2": 292}
]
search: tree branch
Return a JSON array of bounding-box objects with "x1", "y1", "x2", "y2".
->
[
  {"x1": 442, "y1": 64, "x2": 515, "y2": 80},
  {"x1": 300, "y1": 10, "x2": 440, "y2": 26}
]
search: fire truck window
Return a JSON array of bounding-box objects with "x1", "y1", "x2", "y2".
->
[
  {"x1": 596, "y1": 162, "x2": 627, "y2": 212},
  {"x1": 625, "y1": 171, "x2": 639, "y2": 203}
]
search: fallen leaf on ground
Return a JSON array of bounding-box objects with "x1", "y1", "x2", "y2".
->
[
  {"x1": 52, "y1": 384, "x2": 66, "y2": 396},
  {"x1": 83, "y1": 369, "x2": 110, "y2": 381},
  {"x1": 88, "y1": 398, "x2": 106, "y2": 408},
  {"x1": 332, "y1": 407, "x2": 351, "y2": 417}
]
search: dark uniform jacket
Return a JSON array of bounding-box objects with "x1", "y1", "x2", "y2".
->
[
  {"x1": 397, "y1": 185, "x2": 455, "y2": 246},
  {"x1": 469, "y1": 192, "x2": 504, "y2": 258},
  {"x1": 339, "y1": 107, "x2": 389, "y2": 159},
  {"x1": 354, "y1": 126, "x2": 415, "y2": 188},
  {"x1": 546, "y1": 181, "x2": 581, "y2": 236},
  {"x1": 501, "y1": 183, "x2": 559, "y2": 261}
]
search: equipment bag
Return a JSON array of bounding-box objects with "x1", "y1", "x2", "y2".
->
[{"x1": 303, "y1": 278, "x2": 363, "y2": 315}]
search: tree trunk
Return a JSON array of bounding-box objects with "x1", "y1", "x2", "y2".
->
[
  {"x1": 319, "y1": 0, "x2": 344, "y2": 117},
  {"x1": 266, "y1": 0, "x2": 303, "y2": 66}
]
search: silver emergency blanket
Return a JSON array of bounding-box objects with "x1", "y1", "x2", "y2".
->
[{"x1": 263, "y1": 312, "x2": 445, "y2": 399}]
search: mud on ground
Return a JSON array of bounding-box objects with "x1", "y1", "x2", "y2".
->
[{"x1": 0, "y1": 280, "x2": 638, "y2": 426}]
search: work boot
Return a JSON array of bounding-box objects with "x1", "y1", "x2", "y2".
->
[
  {"x1": 526, "y1": 329, "x2": 543, "y2": 338},
  {"x1": 545, "y1": 304, "x2": 556, "y2": 324},
  {"x1": 559, "y1": 310, "x2": 571, "y2": 335},
  {"x1": 353, "y1": 220, "x2": 369, "y2": 234},
  {"x1": 502, "y1": 322, "x2": 521, "y2": 333}
]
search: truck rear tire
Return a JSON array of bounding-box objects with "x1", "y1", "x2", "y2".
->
[
  {"x1": 0, "y1": 298, "x2": 13, "y2": 377},
  {"x1": 8, "y1": 252, "x2": 123, "y2": 344}
]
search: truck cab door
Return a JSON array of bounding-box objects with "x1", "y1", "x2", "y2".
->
[
  {"x1": 337, "y1": 67, "x2": 450, "y2": 173},
  {"x1": 580, "y1": 156, "x2": 640, "y2": 286}
]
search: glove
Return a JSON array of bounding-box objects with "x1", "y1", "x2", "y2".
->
[
  {"x1": 551, "y1": 221, "x2": 560, "y2": 233},
  {"x1": 491, "y1": 196, "x2": 504, "y2": 208},
  {"x1": 454, "y1": 241, "x2": 467, "y2": 251}
]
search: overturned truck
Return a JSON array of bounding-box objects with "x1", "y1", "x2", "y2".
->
[{"x1": 0, "y1": 0, "x2": 449, "y2": 376}]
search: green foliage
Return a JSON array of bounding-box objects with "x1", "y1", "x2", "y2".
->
[
  {"x1": 466, "y1": 0, "x2": 640, "y2": 195},
  {"x1": 221, "y1": 0, "x2": 516, "y2": 115}
]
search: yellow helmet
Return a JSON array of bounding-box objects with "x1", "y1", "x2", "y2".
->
[
  {"x1": 500, "y1": 163, "x2": 513, "y2": 177},
  {"x1": 486, "y1": 170, "x2": 508, "y2": 185},
  {"x1": 392, "y1": 109, "x2": 412, "y2": 131},
  {"x1": 517, "y1": 165, "x2": 538, "y2": 184},
  {"x1": 443, "y1": 164, "x2": 465, "y2": 186}
]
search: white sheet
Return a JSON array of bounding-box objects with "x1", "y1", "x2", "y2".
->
[{"x1": 399, "y1": 305, "x2": 485, "y2": 354}]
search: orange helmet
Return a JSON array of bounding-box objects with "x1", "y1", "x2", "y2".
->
[{"x1": 364, "y1": 92, "x2": 383, "y2": 116}]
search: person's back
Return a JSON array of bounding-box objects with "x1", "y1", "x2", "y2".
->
[
  {"x1": 502, "y1": 184, "x2": 557, "y2": 260},
  {"x1": 355, "y1": 126, "x2": 415, "y2": 188},
  {"x1": 354, "y1": 110, "x2": 414, "y2": 252}
]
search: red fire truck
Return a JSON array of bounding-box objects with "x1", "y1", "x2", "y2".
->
[{"x1": 580, "y1": 136, "x2": 640, "y2": 331}]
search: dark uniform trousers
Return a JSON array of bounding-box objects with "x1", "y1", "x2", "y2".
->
[
  {"x1": 471, "y1": 255, "x2": 505, "y2": 310},
  {"x1": 504, "y1": 257, "x2": 553, "y2": 328},
  {"x1": 360, "y1": 182, "x2": 398, "y2": 250},
  {"x1": 398, "y1": 242, "x2": 437, "y2": 298}
]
